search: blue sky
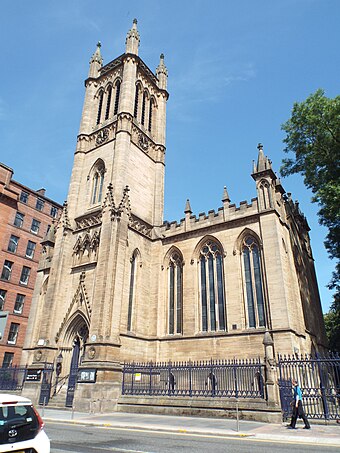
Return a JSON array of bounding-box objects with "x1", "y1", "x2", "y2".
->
[{"x1": 1, "y1": 0, "x2": 338, "y2": 312}]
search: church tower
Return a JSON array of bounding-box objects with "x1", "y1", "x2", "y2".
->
[{"x1": 23, "y1": 20, "x2": 169, "y2": 410}]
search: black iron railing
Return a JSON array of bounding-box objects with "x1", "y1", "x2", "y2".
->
[
  {"x1": 122, "y1": 358, "x2": 265, "y2": 398},
  {"x1": 0, "y1": 366, "x2": 27, "y2": 391},
  {"x1": 278, "y1": 353, "x2": 340, "y2": 420}
]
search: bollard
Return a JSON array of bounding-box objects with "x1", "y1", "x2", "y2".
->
[
  {"x1": 42, "y1": 397, "x2": 46, "y2": 417},
  {"x1": 236, "y1": 399, "x2": 239, "y2": 432}
]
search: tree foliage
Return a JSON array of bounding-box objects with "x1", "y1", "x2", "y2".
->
[{"x1": 280, "y1": 89, "x2": 340, "y2": 350}]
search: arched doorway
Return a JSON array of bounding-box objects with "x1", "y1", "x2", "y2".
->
[{"x1": 62, "y1": 316, "x2": 89, "y2": 407}]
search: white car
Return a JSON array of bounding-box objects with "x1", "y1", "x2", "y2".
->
[{"x1": 0, "y1": 393, "x2": 50, "y2": 452}]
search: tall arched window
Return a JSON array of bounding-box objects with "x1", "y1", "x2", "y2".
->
[
  {"x1": 114, "y1": 80, "x2": 121, "y2": 116},
  {"x1": 259, "y1": 180, "x2": 272, "y2": 209},
  {"x1": 134, "y1": 84, "x2": 140, "y2": 119},
  {"x1": 96, "y1": 90, "x2": 104, "y2": 125},
  {"x1": 242, "y1": 236, "x2": 266, "y2": 328},
  {"x1": 199, "y1": 241, "x2": 226, "y2": 332},
  {"x1": 105, "y1": 85, "x2": 112, "y2": 120},
  {"x1": 91, "y1": 161, "x2": 105, "y2": 205},
  {"x1": 148, "y1": 98, "x2": 154, "y2": 132},
  {"x1": 168, "y1": 252, "x2": 183, "y2": 334},
  {"x1": 127, "y1": 253, "x2": 137, "y2": 331},
  {"x1": 141, "y1": 91, "x2": 147, "y2": 126}
]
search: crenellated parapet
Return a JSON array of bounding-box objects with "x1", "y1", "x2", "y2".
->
[{"x1": 161, "y1": 198, "x2": 259, "y2": 238}]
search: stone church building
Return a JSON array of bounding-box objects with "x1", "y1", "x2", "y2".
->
[{"x1": 23, "y1": 20, "x2": 327, "y2": 410}]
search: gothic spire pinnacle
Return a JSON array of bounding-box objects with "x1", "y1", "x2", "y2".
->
[
  {"x1": 125, "y1": 18, "x2": 140, "y2": 55},
  {"x1": 253, "y1": 143, "x2": 272, "y2": 173},
  {"x1": 184, "y1": 199, "x2": 192, "y2": 214},
  {"x1": 156, "y1": 53, "x2": 168, "y2": 90},
  {"x1": 222, "y1": 186, "x2": 230, "y2": 203},
  {"x1": 88, "y1": 41, "x2": 103, "y2": 78}
]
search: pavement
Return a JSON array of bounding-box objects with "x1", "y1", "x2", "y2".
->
[{"x1": 38, "y1": 407, "x2": 340, "y2": 446}]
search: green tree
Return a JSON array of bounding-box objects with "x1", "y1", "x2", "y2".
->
[{"x1": 280, "y1": 89, "x2": 340, "y2": 351}]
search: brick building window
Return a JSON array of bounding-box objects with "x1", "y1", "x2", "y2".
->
[
  {"x1": 25, "y1": 241, "x2": 36, "y2": 259},
  {"x1": 2, "y1": 352, "x2": 14, "y2": 368},
  {"x1": 7, "y1": 235, "x2": 19, "y2": 253},
  {"x1": 7, "y1": 323, "x2": 19, "y2": 344},
  {"x1": 0, "y1": 289, "x2": 6, "y2": 310},
  {"x1": 14, "y1": 294, "x2": 25, "y2": 314},
  {"x1": 20, "y1": 191, "x2": 29, "y2": 203},
  {"x1": 1, "y1": 261, "x2": 13, "y2": 281},
  {"x1": 36, "y1": 198, "x2": 45, "y2": 211},
  {"x1": 168, "y1": 251, "x2": 183, "y2": 335},
  {"x1": 242, "y1": 236, "x2": 266, "y2": 328},
  {"x1": 20, "y1": 266, "x2": 31, "y2": 285},
  {"x1": 50, "y1": 206, "x2": 58, "y2": 218},
  {"x1": 200, "y1": 241, "x2": 226, "y2": 332},
  {"x1": 31, "y1": 219, "x2": 40, "y2": 234},
  {"x1": 14, "y1": 212, "x2": 24, "y2": 228}
]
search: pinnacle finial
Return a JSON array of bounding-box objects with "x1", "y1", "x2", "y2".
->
[
  {"x1": 222, "y1": 186, "x2": 230, "y2": 203},
  {"x1": 156, "y1": 53, "x2": 168, "y2": 89},
  {"x1": 184, "y1": 199, "x2": 192, "y2": 214},
  {"x1": 257, "y1": 143, "x2": 263, "y2": 150},
  {"x1": 133, "y1": 18, "x2": 138, "y2": 24},
  {"x1": 97, "y1": 41, "x2": 101, "y2": 48},
  {"x1": 126, "y1": 18, "x2": 140, "y2": 55}
]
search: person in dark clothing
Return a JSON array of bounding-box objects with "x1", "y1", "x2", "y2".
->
[{"x1": 288, "y1": 378, "x2": 310, "y2": 429}]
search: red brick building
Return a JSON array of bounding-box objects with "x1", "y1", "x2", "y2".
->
[{"x1": 0, "y1": 163, "x2": 62, "y2": 366}]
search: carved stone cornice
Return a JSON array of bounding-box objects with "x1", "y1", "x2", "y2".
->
[
  {"x1": 131, "y1": 123, "x2": 165, "y2": 163},
  {"x1": 77, "y1": 122, "x2": 117, "y2": 153}
]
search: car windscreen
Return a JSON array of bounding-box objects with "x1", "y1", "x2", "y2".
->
[{"x1": 0, "y1": 404, "x2": 39, "y2": 444}]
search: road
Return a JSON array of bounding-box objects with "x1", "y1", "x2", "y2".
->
[{"x1": 46, "y1": 421, "x2": 339, "y2": 453}]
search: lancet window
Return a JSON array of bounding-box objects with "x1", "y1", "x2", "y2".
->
[
  {"x1": 259, "y1": 180, "x2": 272, "y2": 209},
  {"x1": 134, "y1": 84, "x2": 140, "y2": 119},
  {"x1": 105, "y1": 85, "x2": 112, "y2": 120},
  {"x1": 96, "y1": 90, "x2": 104, "y2": 125},
  {"x1": 148, "y1": 98, "x2": 154, "y2": 133},
  {"x1": 114, "y1": 80, "x2": 121, "y2": 116},
  {"x1": 168, "y1": 251, "x2": 183, "y2": 335},
  {"x1": 141, "y1": 91, "x2": 147, "y2": 126},
  {"x1": 242, "y1": 236, "x2": 266, "y2": 328},
  {"x1": 199, "y1": 241, "x2": 226, "y2": 332},
  {"x1": 91, "y1": 161, "x2": 105, "y2": 205}
]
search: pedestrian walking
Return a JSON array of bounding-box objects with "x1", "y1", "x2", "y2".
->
[{"x1": 288, "y1": 378, "x2": 310, "y2": 429}]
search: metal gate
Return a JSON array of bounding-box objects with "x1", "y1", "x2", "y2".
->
[
  {"x1": 278, "y1": 353, "x2": 340, "y2": 420},
  {"x1": 39, "y1": 364, "x2": 54, "y2": 406}
]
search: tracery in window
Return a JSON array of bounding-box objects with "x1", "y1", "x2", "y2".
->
[
  {"x1": 114, "y1": 80, "x2": 121, "y2": 116},
  {"x1": 168, "y1": 251, "x2": 183, "y2": 334},
  {"x1": 105, "y1": 85, "x2": 112, "y2": 120},
  {"x1": 90, "y1": 160, "x2": 105, "y2": 205},
  {"x1": 242, "y1": 236, "x2": 266, "y2": 328},
  {"x1": 199, "y1": 241, "x2": 226, "y2": 332},
  {"x1": 96, "y1": 90, "x2": 104, "y2": 125}
]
